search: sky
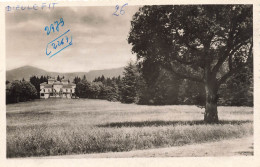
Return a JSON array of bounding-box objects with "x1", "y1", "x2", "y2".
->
[{"x1": 6, "y1": 5, "x2": 139, "y2": 72}]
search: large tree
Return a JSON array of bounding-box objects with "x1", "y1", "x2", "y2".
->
[{"x1": 128, "y1": 5, "x2": 253, "y2": 123}]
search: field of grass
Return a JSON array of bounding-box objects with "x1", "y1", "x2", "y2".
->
[{"x1": 6, "y1": 99, "x2": 253, "y2": 158}]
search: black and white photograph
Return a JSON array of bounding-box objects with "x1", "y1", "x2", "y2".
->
[{"x1": 3, "y1": 1, "x2": 255, "y2": 161}]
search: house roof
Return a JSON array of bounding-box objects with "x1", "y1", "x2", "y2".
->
[
  {"x1": 53, "y1": 81, "x2": 63, "y2": 85},
  {"x1": 44, "y1": 84, "x2": 53, "y2": 88},
  {"x1": 48, "y1": 78, "x2": 55, "y2": 81},
  {"x1": 40, "y1": 82, "x2": 47, "y2": 85},
  {"x1": 63, "y1": 85, "x2": 72, "y2": 88}
]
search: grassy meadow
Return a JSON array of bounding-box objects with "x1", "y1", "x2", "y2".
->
[{"x1": 6, "y1": 99, "x2": 253, "y2": 158}]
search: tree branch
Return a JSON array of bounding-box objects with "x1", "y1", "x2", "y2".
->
[
  {"x1": 217, "y1": 68, "x2": 236, "y2": 87},
  {"x1": 164, "y1": 63, "x2": 204, "y2": 83},
  {"x1": 172, "y1": 51, "x2": 194, "y2": 65},
  {"x1": 217, "y1": 43, "x2": 252, "y2": 87},
  {"x1": 174, "y1": 29, "x2": 204, "y2": 69},
  {"x1": 175, "y1": 57, "x2": 194, "y2": 65},
  {"x1": 211, "y1": 39, "x2": 250, "y2": 75},
  {"x1": 229, "y1": 39, "x2": 251, "y2": 56},
  {"x1": 228, "y1": 54, "x2": 233, "y2": 71}
]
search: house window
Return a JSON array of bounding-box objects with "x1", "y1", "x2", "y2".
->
[
  {"x1": 41, "y1": 93, "x2": 44, "y2": 96},
  {"x1": 43, "y1": 89, "x2": 45, "y2": 92}
]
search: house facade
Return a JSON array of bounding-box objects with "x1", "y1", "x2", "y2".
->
[{"x1": 40, "y1": 78, "x2": 76, "y2": 99}]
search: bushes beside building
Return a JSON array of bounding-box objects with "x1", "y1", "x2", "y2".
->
[
  {"x1": 6, "y1": 81, "x2": 37, "y2": 104},
  {"x1": 29, "y1": 76, "x2": 48, "y2": 98},
  {"x1": 75, "y1": 76, "x2": 121, "y2": 102}
]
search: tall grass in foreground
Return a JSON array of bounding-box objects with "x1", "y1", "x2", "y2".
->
[{"x1": 7, "y1": 123, "x2": 252, "y2": 158}]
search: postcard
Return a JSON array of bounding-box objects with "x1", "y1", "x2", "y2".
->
[{"x1": 0, "y1": 0, "x2": 260, "y2": 167}]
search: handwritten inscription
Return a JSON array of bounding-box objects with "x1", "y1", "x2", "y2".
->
[
  {"x1": 6, "y1": 3, "x2": 58, "y2": 11},
  {"x1": 45, "y1": 18, "x2": 72, "y2": 58},
  {"x1": 45, "y1": 18, "x2": 64, "y2": 36},
  {"x1": 46, "y1": 29, "x2": 73, "y2": 58},
  {"x1": 113, "y1": 3, "x2": 128, "y2": 16}
]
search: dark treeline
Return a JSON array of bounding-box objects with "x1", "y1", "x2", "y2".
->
[
  {"x1": 119, "y1": 62, "x2": 252, "y2": 106},
  {"x1": 73, "y1": 61, "x2": 252, "y2": 106},
  {"x1": 6, "y1": 62, "x2": 252, "y2": 106},
  {"x1": 75, "y1": 75, "x2": 121, "y2": 102}
]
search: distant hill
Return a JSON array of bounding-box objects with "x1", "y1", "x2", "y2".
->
[{"x1": 6, "y1": 66, "x2": 124, "y2": 82}]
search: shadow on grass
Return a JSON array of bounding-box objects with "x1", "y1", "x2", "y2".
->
[
  {"x1": 97, "y1": 120, "x2": 253, "y2": 128},
  {"x1": 236, "y1": 151, "x2": 254, "y2": 156},
  {"x1": 6, "y1": 111, "x2": 52, "y2": 117}
]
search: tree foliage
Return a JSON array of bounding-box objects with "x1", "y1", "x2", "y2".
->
[
  {"x1": 75, "y1": 75, "x2": 122, "y2": 101},
  {"x1": 30, "y1": 75, "x2": 48, "y2": 98},
  {"x1": 218, "y1": 61, "x2": 253, "y2": 106},
  {"x1": 120, "y1": 62, "x2": 140, "y2": 103},
  {"x1": 6, "y1": 80, "x2": 37, "y2": 104}
]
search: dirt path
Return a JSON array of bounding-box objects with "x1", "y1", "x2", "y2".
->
[{"x1": 35, "y1": 136, "x2": 253, "y2": 158}]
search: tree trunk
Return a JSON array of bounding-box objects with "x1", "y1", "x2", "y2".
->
[{"x1": 204, "y1": 82, "x2": 219, "y2": 123}]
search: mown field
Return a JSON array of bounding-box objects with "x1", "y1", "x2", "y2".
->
[{"x1": 6, "y1": 99, "x2": 253, "y2": 158}]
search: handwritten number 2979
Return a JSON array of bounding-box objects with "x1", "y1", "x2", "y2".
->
[
  {"x1": 113, "y1": 3, "x2": 128, "y2": 16},
  {"x1": 45, "y1": 18, "x2": 64, "y2": 35}
]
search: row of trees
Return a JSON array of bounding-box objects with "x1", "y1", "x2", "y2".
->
[
  {"x1": 75, "y1": 76, "x2": 121, "y2": 101},
  {"x1": 69, "y1": 60, "x2": 252, "y2": 107},
  {"x1": 6, "y1": 61, "x2": 252, "y2": 107}
]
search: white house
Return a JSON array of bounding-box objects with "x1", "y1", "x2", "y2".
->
[{"x1": 40, "y1": 78, "x2": 76, "y2": 99}]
